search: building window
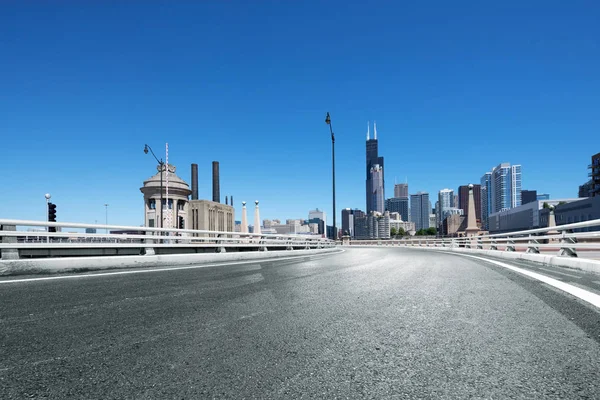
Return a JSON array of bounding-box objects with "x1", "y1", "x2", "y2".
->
[
  {"x1": 149, "y1": 199, "x2": 156, "y2": 210},
  {"x1": 162, "y1": 199, "x2": 174, "y2": 209},
  {"x1": 178, "y1": 202, "x2": 185, "y2": 211},
  {"x1": 149, "y1": 219, "x2": 154, "y2": 227}
]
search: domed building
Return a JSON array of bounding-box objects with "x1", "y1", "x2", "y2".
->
[{"x1": 140, "y1": 164, "x2": 192, "y2": 229}]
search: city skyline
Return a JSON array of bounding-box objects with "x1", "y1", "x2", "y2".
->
[{"x1": 1, "y1": 2, "x2": 598, "y2": 226}]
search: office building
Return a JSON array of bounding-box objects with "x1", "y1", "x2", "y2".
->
[
  {"x1": 480, "y1": 163, "x2": 522, "y2": 229},
  {"x1": 394, "y1": 183, "x2": 408, "y2": 198},
  {"x1": 429, "y1": 214, "x2": 436, "y2": 231},
  {"x1": 590, "y1": 152, "x2": 600, "y2": 197},
  {"x1": 521, "y1": 190, "x2": 537, "y2": 205},
  {"x1": 385, "y1": 197, "x2": 410, "y2": 222},
  {"x1": 580, "y1": 180, "x2": 593, "y2": 198},
  {"x1": 458, "y1": 184, "x2": 481, "y2": 223},
  {"x1": 437, "y1": 189, "x2": 454, "y2": 230},
  {"x1": 488, "y1": 198, "x2": 579, "y2": 234},
  {"x1": 370, "y1": 164, "x2": 385, "y2": 213},
  {"x1": 480, "y1": 172, "x2": 492, "y2": 230},
  {"x1": 539, "y1": 196, "x2": 600, "y2": 232},
  {"x1": 410, "y1": 192, "x2": 430, "y2": 231},
  {"x1": 537, "y1": 193, "x2": 550, "y2": 201},
  {"x1": 365, "y1": 122, "x2": 385, "y2": 213},
  {"x1": 342, "y1": 208, "x2": 364, "y2": 237}
]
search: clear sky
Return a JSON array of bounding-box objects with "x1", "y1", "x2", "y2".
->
[{"x1": 2, "y1": 1, "x2": 599, "y2": 227}]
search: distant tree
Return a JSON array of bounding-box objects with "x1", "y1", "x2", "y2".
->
[
  {"x1": 415, "y1": 229, "x2": 425, "y2": 236},
  {"x1": 426, "y1": 227, "x2": 437, "y2": 236},
  {"x1": 397, "y1": 227, "x2": 406, "y2": 237},
  {"x1": 558, "y1": 201, "x2": 567, "y2": 206},
  {"x1": 543, "y1": 202, "x2": 550, "y2": 209},
  {"x1": 390, "y1": 227, "x2": 398, "y2": 237}
]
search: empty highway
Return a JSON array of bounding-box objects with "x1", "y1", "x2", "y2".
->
[{"x1": 2, "y1": 248, "x2": 600, "y2": 399}]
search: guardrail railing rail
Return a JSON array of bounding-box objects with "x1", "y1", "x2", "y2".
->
[{"x1": 0, "y1": 219, "x2": 335, "y2": 260}]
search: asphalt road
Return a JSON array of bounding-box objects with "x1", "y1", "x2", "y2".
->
[{"x1": 2, "y1": 248, "x2": 600, "y2": 399}]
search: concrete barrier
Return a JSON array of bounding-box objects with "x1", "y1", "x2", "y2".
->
[
  {"x1": 383, "y1": 245, "x2": 600, "y2": 275},
  {"x1": 0, "y1": 248, "x2": 342, "y2": 276}
]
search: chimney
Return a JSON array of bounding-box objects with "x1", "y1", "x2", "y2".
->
[
  {"x1": 212, "y1": 161, "x2": 220, "y2": 203},
  {"x1": 225, "y1": 196, "x2": 228, "y2": 205},
  {"x1": 230, "y1": 195, "x2": 233, "y2": 207},
  {"x1": 191, "y1": 163, "x2": 198, "y2": 200}
]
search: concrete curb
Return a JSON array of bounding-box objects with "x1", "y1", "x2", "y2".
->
[
  {"x1": 350, "y1": 245, "x2": 600, "y2": 275},
  {"x1": 0, "y1": 248, "x2": 341, "y2": 276}
]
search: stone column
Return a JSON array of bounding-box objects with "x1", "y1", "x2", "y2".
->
[
  {"x1": 253, "y1": 201, "x2": 261, "y2": 235},
  {"x1": 241, "y1": 202, "x2": 248, "y2": 233},
  {"x1": 464, "y1": 184, "x2": 479, "y2": 237}
]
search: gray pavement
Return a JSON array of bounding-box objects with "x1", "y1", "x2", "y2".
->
[{"x1": 1, "y1": 248, "x2": 600, "y2": 399}]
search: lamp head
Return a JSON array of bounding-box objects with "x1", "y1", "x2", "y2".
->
[
  {"x1": 44, "y1": 193, "x2": 51, "y2": 200},
  {"x1": 325, "y1": 112, "x2": 331, "y2": 125},
  {"x1": 144, "y1": 144, "x2": 149, "y2": 154},
  {"x1": 468, "y1": 184, "x2": 474, "y2": 189}
]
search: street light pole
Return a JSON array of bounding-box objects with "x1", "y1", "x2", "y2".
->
[
  {"x1": 144, "y1": 144, "x2": 164, "y2": 229},
  {"x1": 104, "y1": 203, "x2": 109, "y2": 234},
  {"x1": 44, "y1": 193, "x2": 51, "y2": 233},
  {"x1": 325, "y1": 112, "x2": 336, "y2": 241}
]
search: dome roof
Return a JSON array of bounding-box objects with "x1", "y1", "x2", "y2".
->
[{"x1": 140, "y1": 164, "x2": 192, "y2": 195}]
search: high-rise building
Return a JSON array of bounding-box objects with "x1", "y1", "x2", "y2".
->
[
  {"x1": 537, "y1": 194, "x2": 550, "y2": 201},
  {"x1": 590, "y1": 152, "x2": 600, "y2": 197},
  {"x1": 437, "y1": 189, "x2": 454, "y2": 229},
  {"x1": 480, "y1": 163, "x2": 522, "y2": 229},
  {"x1": 370, "y1": 164, "x2": 385, "y2": 213},
  {"x1": 365, "y1": 122, "x2": 385, "y2": 213},
  {"x1": 385, "y1": 197, "x2": 409, "y2": 222},
  {"x1": 480, "y1": 172, "x2": 492, "y2": 230},
  {"x1": 342, "y1": 208, "x2": 364, "y2": 237},
  {"x1": 410, "y1": 192, "x2": 430, "y2": 231},
  {"x1": 394, "y1": 183, "x2": 408, "y2": 198},
  {"x1": 308, "y1": 209, "x2": 326, "y2": 236},
  {"x1": 579, "y1": 181, "x2": 593, "y2": 198},
  {"x1": 521, "y1": 190, "x2": 537, "y2": 205},
  {"x1": 458, "y1": 184, "x2": 481, "y2": 223}
]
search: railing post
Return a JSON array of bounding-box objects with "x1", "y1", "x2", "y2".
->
[
  {"x1": 490, "y1": 239, "x2": 498, "y2": 251},
  {"x1": 526, "y1": 235, "x2": 540, "y2": 254},
  {"x1": 1, "y1": 224, "x2": 19, "y2": 260},
  {"x1": 506, "y1": 239, "x2": 515, "y2": 252},
  {"x1": 476, "y1": 237, "x2": 483, "y2": 250},
  {"x1": 559, "y1": 231, "x2": 578, "y2": 257}
]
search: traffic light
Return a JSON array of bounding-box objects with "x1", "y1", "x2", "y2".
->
[
  {"x1": 48, "y1": 202, "x2": 57, "y2": 233},
  {"x1": 178, "y1": 216, "x2": 185, "y2": 229}
]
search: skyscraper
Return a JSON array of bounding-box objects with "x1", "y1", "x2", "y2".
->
[
  {"x1": 394, "y1": 183, "x2": 408, "y2": 198},
  {"x1": 385, "y1": 197, "x2": 409, "y2": 222},
  {"x1": 480, "y1": 172, "x2": 492, "y2": 230},
  {"x1": 480, "y1": 163, "x2": 522, "y2": 230},
  {"x1": 370, "y1": 164, "x2": 385, "y2": 213},
  {"x1": 410, "y1": 192, "x2": 430, "y2": 231},
  {"x1": 437, "y1": 189, "x2": 454, "y2": 229},
  {"x1": 365, "y1": 122, "x2": 384, "y2": 213}
]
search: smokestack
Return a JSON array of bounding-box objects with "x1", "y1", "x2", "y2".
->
[
  {"x1": 191, "y1": 163, "x2": 198, "y2": 200},
  {"x1": 212, "y1": 161, "x2": 220, "y2": 203},
  {"x1": 225, "y1": 196, "x2": 228, "y2": 205},
  {"x1": 230, "y1": 195, "x2": 233, "y2": 207}
]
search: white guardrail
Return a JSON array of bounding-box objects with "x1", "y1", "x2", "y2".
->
[
  {"x1": 0, "y1": 219, "x2": 335, "y2": 260},
  {"x1": 347, "y1": 218, "x2": 600, "y2": 259}
]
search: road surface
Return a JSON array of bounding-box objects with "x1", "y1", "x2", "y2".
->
[{"x1": 2, "y1": 248, "x2": 600, "y2": 398}]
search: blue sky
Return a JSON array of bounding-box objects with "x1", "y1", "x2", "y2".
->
[{"x1": 1, "y1": 1, "x2": 599, "y2": 227}]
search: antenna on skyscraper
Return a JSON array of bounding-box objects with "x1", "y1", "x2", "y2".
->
[
  {"x1": 367, "y1": 121, "x2": 370, "y2": 140},
  {"x1": 374, "y1": 121, "x2": 377, "y2": 140}
]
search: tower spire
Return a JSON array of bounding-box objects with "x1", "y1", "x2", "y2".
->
[
  {"x1": 374, "y1": 121, "x2": 377, "y2": 140},
  {"x1": 367, "y1": 121, "x2": 370, "y2": 140}
]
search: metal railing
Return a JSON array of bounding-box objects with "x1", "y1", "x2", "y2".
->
[
  {"x1": 345, "y1": 218, "x2": 600, "y2": 259},
  {"x1": 0, "y1": 219, "x2": 335, "y2": 260}
]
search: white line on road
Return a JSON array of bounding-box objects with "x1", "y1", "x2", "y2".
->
[
  {"x1": 459, "y1": 254, "x2": 600, "y2": 309},
  {"x1": 0, "y1": 250, "x2": 344, "y2": 285}
]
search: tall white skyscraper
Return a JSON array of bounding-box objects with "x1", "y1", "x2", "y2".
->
[
  {"x1": 437, "y1": 188, "x2": 454, "y2": 229},
  {"x1": 480, "y1": 163, "x2": 522, "y2": 230}
]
